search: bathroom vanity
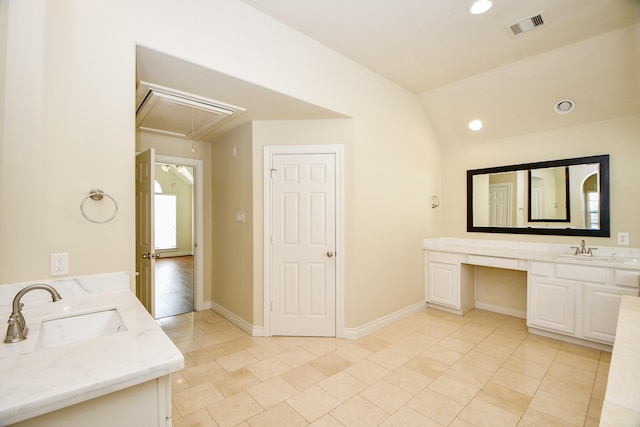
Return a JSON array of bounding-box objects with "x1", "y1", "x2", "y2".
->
[
  {"x1": 0, "y1": 272, "x2": 184, "y2": 426},
  {"x1": 424, "y1": 238, "x2": 640, "y2": 349}
]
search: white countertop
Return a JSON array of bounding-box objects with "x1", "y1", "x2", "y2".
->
[
  {"x1": 423, "y1": 237, "x2": 640, "y2": 270},
  {"x1": 601, "y1": 295, "x2": 640, "y2": 426},
  {"x1": 0, "y1": 272, "x2": 184, "y2": 425}
]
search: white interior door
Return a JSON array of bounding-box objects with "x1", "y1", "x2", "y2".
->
[
  {"x1": 489, "y1": 183, "x2": 512, "y2": 227},
  {"x1": 136, "y1": 148, "x2": 156, "y2": 316},
  {"x1": 271, "y1": 153, "x2": 336, "y2": 336}
]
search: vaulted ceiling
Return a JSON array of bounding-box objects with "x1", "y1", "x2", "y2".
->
[{"x1": 137, "y1": 0, "x2": 640, "y2": 145}]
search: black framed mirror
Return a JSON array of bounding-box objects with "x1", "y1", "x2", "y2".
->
[{"x1": 467, "y1": 155, "x2": 610, "y2": 237}]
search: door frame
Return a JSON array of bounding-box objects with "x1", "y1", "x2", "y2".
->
[
  {"x1": 155, "y1": 154, "x2": 205, "y2": 312},
  {"x1": 263, "y1": 145, "x2": 345, "y2": 338}
]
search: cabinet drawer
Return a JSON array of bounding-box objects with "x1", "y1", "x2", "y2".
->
[
  {"x1": 556, "y1": 264, "x2": 609, "y2": 283},
  {"x1": 614, "y1": 270, "x2": 640, "y2": 288},
  {"x1": 529, "y1": 262, "x2": 555, "y2": 277},
  {"x1": 467, "y1": 255, "x2": 520, "y2": 270},
  {"x1": 429, "y1": 251, "x2": 459, "y2": 264}
]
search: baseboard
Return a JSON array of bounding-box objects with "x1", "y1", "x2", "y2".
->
[
  {"x1": 342, "y1": 301, "x2": 427, "y2": 340},
  {"x1": 156, "y1": 251, "x2": 193, "y2": 258},
  {"x1": 474, "y1": 301, "x2": 526, "y2": 319},
  {"x1": 209, "y1": 301, "x2": 264, "y2": 337},
  {"x1": 528, "y1": 327, "x2": 612, "y2": 352}
]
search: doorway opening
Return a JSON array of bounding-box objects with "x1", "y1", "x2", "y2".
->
[{"x1": 154, "y1": 162, "x2": 195, "y2": 318}]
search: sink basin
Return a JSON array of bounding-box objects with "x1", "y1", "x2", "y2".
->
[
  {"x1": 38, "y1": 308, "x2": 126, "y2": 349},
  {"x1": 556, "y1": 254, "x2": 640, "y2": 265}
]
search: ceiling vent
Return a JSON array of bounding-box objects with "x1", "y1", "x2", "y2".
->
[
  {"x1": 135, "y1": 82, "x2": 245, "y2": 140},
  {"x1": 507, "y1": 12, "x2": 545, "y2": 37}
]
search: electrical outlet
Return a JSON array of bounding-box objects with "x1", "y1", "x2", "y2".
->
[
  {"x1": 50, "y1": 253, "x2": 68, "y2": 276},
  {"x1": 617, "y1": 232, "x2": 630, "y2": 246}
]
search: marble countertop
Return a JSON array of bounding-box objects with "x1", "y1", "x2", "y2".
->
[
  {"x1": 600, "y1": 295, "x2": 640, "y2": 425},
  {"x1": 0, "y1": 272, "x2": 184, "y2": 425},
  {"x1": 423, "y1": 237, "x2": 640, "y2": 270}
]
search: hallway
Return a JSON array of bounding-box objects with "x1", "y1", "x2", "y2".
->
[{"x1": 155, "y1": 255, "x2": 194, "y2": 319}]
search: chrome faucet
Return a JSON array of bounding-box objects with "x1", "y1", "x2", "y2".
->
[
  {"x1": 571, "y1": 240, "x2": 597, "y2": 256},
  {"x1": 4, "y1": 284, "x2": 62, "y2": 343}
]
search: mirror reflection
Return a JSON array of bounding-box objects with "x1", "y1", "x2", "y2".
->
[{"x1": 467, "y1": 155, "x2": 610, "y2": 237}]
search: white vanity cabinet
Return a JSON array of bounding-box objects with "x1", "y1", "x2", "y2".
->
[
  {"x1": 425, "y1": 251, "x2": 474, "y2": 314},
  {"x1": 528, "y1": 261, "x2": 640, "y2": 345}
]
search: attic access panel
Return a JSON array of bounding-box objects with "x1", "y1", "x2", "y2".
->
[{"x1": 135, "y1": 82, "x2": 245, "y2": 139}]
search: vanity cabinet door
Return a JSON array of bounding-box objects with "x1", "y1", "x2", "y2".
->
[
  {"x1": 583, "y1": 284, "x2": 638, "y2": 344},
  {"x1": 427, "y1": 262, "x2": 459, "y2": 309},
  {"x1": 528, "y1": 276, "x2": 576, "y2": 335}
]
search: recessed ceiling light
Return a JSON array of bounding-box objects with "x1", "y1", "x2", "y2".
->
[
  {"x1": 554, "y1": 99, "x2": 575, "y2": 114},
  {"x1": 470, "y1": 0, "x2": 493, "y2": 15},
  {"x1": 469, "y1": 119, "x2": 483, "y2": 131}
]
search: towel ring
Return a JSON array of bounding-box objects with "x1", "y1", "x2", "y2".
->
[{"x1": 80, "y1": 189, "x2": 118, "y2": 223}]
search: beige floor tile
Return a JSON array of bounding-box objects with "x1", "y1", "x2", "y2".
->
[
  {"x1": 403, "y1": 354, "x2": 448, "y2": 381},
  {"x1": 360, "y1": 379, "x2": 413, "y2": 413},
  {"x1": 559, "y1": 342, "x2": 601, "y2": 360},
  {"x1": 247, "y1": 376, "x2": 298, "y2": 409},
  {"x1": 406, "y1": 388, "x2": 465, "y2": 425},
  {"x1": 482, "y1": 332, "x2": 525, "y2": 350},
  {"x1": 427, "y1": 373, "x2": 482, "y2": 405},
  {"x1": 206, "y1": 391, "x2": 263, "y2": 427},
  {"x1": 194, "y1": 331, "x2": 230, "y2": 348},
  {"x1": 476, "y1": 381, "x2": 531, "y2": 416},
  {"x1": 247, "y1": 402, "x2": 308, "y2": 427},
  {"x1": 354, "y1": 335, "x2": 391, "y2": 352},
  {"x1": 308, "y1": 414, "x2": 344, "y2": 427},
  {"x1": 518, "y1": 407, "x2": 575, "y2": 426},
  {"x1": 333, "y1": 342, "x2": 372, "y2": 363},
  {"x1": 277, "y1": 345, "x2": 318, "y2": 368},
  {"x1": 449, "y1": 417, "x2": 477, "y2": 427},
  {"x1": 384, "y1": 366, "x2": 432, "y2": 395},
  {"x1": 246, "y1": 341, "x2": 285, "y2": 361},
  {"x1": 438, "y1": 336, "x2": 477, "y2": 354},
  {"x1": 286, "y1": 385, "x2": 341, "y2": 423},
  {"x1": 380, "y1": 407, "x2": 440, "y2": 427},
  {"x1": 367, "y1": 348, "x2": 410, "y2": 370},
  {"x1": 309, "y1": 352, "x2": 352, "y2": 376},
  {"x1": 280, "y1": 363, "x2": 327, "y2": 391},
  {"x1": 344, "y1": 359, "x2": 391, "y2": 384},
  {"x1": 458, "y1": 397, "x2": 520, "y2": 427},
  {"x1": 189, "y1": 344, "x2": 228, "y2": 364},
  {"x1": 387, "y1": 337, "x2": 428, "y2": 358},
  {"x1": 212, "y1": 367, "x2": 262, "y2": 397},
  {"x1": 272, "y1": 336, "x2": 311, "y2": 349},
  {"x1": 303, "y1": 338, "x2": 344, "y2": 356},
  {"x1": 318, "y1": 371, "x2": 367, "y2": 401},
  {"x1": 421, "y1": 344, "x2": 464, "y2": 365},
  {"x1": 173, "y1": 381, "x2": 224, "y2": 416},
  {"x1": 171, "y1": 372, "x2": 190, "y2": 394},
  {"x1": 330, "y1": 395, "x2": 390, "y2": 426},
  {"x1": 173, "y1": 407, "x2": 217, "y2": 427},
  {"x1": 474, "y1": 340, "x2": 515, "y2": 359},
  {"x1": 546, "y1": 362, "x2": 597, "y2": 388},
  {"x1": 449, "y1": 327, "x2": 491, "y2": 344},
  {"x1": 502, "y1": 354, "x2": 550, "y2": 380},
  {"x1": 401, "y1": 331, "x2": 440, "y2": 348},
  {"x1": 539, "y1": 374, "x2": 593, "y2": 405},
  {"x1": 510, "y1": 343, "x2": 557, "y2": 367},
  {"x1": 174, "y1": 339, "x2": 203, "y2": 354},
  {"x1": 445, "y1": 359, "x2": 494, "y2": 389},
  {"x1": 220, "y1": 336, "x2": 258, "y2": 353},
  {"x1": 217, "y1": 350, "x2": 259, "y2": 372},
  {"x1": 587, "y1": 396, "x2": 604, "y2": 423},
  {"x1": 529, "y1": 389, "x2": 588, "y2": 426},
  {"x1": 490, "y1": 366, "x2": 541, "y2": 396},
  {"x1": 460, "y1": 349, "x2": 505, "y2": 373},
  {"x1": 181, "y1": 360, "x2": 228, "y2": 387},
  {"x1": 553, "y1": 350, "x2": 600, "y2": 373},
  {"x1": 246, "y1": 356, "x2": 291, "y2": 382}
]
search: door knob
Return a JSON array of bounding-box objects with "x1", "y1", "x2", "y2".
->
[
  {"x1": 141, "y1": 253, "x2": 150, "y2": 259},
  {"x1": 152, "y1": 253, "x2": 161, "y2": 259},
  {"x1": 327, "y1": 251, "x2": 334, "y2": 258}
]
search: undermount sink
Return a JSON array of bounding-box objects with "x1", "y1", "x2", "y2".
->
[
  {"x1": 556, "y1": 254, "x2": 640, "y2": 265},
  {"x1": 38, "y1": 308, "x2": 126, "y2": 349}
]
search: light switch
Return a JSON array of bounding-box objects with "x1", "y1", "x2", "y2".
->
[{"x1": 235, "y1": 212, "x2": 245, "y2": 223}]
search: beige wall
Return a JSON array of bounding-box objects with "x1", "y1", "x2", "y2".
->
[
  {"x1": 440, "y1": 114, "x2": 640, "y2": 246},
  {"x1": 212, "y1": 123, "x2": 254, "y2": 323}
]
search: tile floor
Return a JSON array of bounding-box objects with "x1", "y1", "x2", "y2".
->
[{"x1": 158, "y1": 308, "x2": 610, "y2": 426}]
